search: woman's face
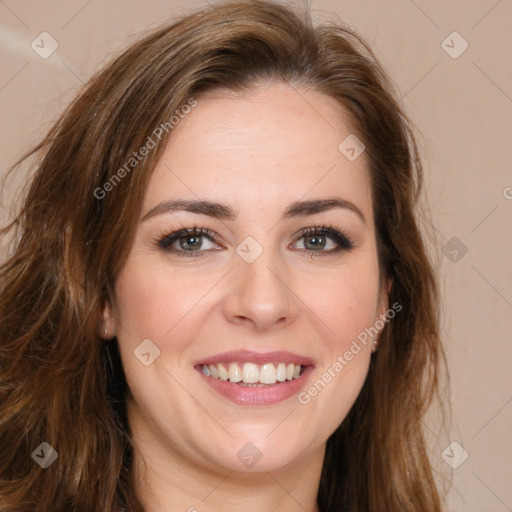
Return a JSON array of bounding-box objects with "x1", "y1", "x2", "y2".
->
[{"x1": 107, "y1": 82, "x2": 388, "y2": 474}]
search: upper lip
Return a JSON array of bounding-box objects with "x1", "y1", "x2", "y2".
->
[{"x1": 194, "y1": 350, "x2": 315, "y2": 367}]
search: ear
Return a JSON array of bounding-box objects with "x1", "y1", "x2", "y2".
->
[
  {"x1": 372, "y1": 277, "x2": 393, "y2": 353},
  {"x1": 97, "y1": 299, "x2": 116, "y2": 339},
  {"x1": 378, "y1": 277, "x2": 392, "y2": 316}
]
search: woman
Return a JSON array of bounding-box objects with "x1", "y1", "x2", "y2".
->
[{"x1": 0, "y1": 1, "x2": 447, "y2": 510}]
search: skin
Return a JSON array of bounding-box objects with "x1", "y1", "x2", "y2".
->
[{"x1": 101, "y1": 82, "x2": 389, "y2": 512}]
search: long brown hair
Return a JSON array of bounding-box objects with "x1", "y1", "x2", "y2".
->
[{"x1": 0, "y1": 1, "x2": 447, "y2": 510}]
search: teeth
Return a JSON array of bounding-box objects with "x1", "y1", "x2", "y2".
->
[
  {"x1": 228, "y1": 363, "x2": 242, "y2": 383},
  {"x1": 242, "y1": 362, "x2": 259, "y2": 383},
  {"x1": 217, "y1": 363, "x2": 229, "y2": 381},
  {"x1": 201, "y1": 362, "x2": 304, "y2": 384},
  {"x1": 209, "y1": 365, "x2": 219, "y2": 379},
  {"x1": 276, "y1": 362, "x2": 287, "y2": 382},
  {"x1": 259, "y1": 363, "x2": 276, "y2": 384}
]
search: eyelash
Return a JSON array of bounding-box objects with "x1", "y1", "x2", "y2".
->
[{"x1": 156, "y1": 224, "x2": 354, "y2": 258}]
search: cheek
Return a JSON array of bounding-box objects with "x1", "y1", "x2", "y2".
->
[
  {"x1": 113, "y1": 257, "x2": 199, "y2": 352},
  {"x1": 292, "y1": 259, "x2": 381, "y2": 437},
  {"x1": 114, "y1": 247, "x2": 382, "y2": 356},
  {"x1": 301, "y1": 264, "x2": 379, "y2": 392},
  {"x1": 307, "y1": 262, "x2": 381, "y2": 349}
]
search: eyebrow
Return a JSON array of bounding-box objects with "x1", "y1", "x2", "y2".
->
[{"x1": 141, "y1": 197, "x2": 366, "y2": 224}]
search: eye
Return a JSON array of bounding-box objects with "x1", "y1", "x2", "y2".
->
[
  {"x1": 157, "y1": 227, "x2": 221, "y2": 257},
  {"x1": 156, "y1": 224, "x2": 354, "y2": 258},
  {"x1": 291, "y1": 225, "x2": 354, "y2": 255}
]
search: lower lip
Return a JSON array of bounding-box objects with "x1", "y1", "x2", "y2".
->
[{"x1": 196, "y1": 365, "x2": 314, "y2": 406}]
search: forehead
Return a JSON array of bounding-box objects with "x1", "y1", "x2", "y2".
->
[{"x1": 144, "y1": 82, "x2": 372, "y2": 222}]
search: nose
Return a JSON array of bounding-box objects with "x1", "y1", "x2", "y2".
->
[{"x1": 222, "y1": 249, "x2": 300, "y2": 332}]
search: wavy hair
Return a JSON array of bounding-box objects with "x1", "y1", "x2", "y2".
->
[{"x1": 0, "y1": 1, "x2": 447, "y2": 510}]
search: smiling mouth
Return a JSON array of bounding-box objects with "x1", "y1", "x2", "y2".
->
[{"x1": 197, "y1": 362, "x2": 306, "y2": 387}]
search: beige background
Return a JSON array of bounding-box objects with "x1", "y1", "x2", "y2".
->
[{"x1": 1, "y1": 1, "x2": 511, "y2": 510}]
